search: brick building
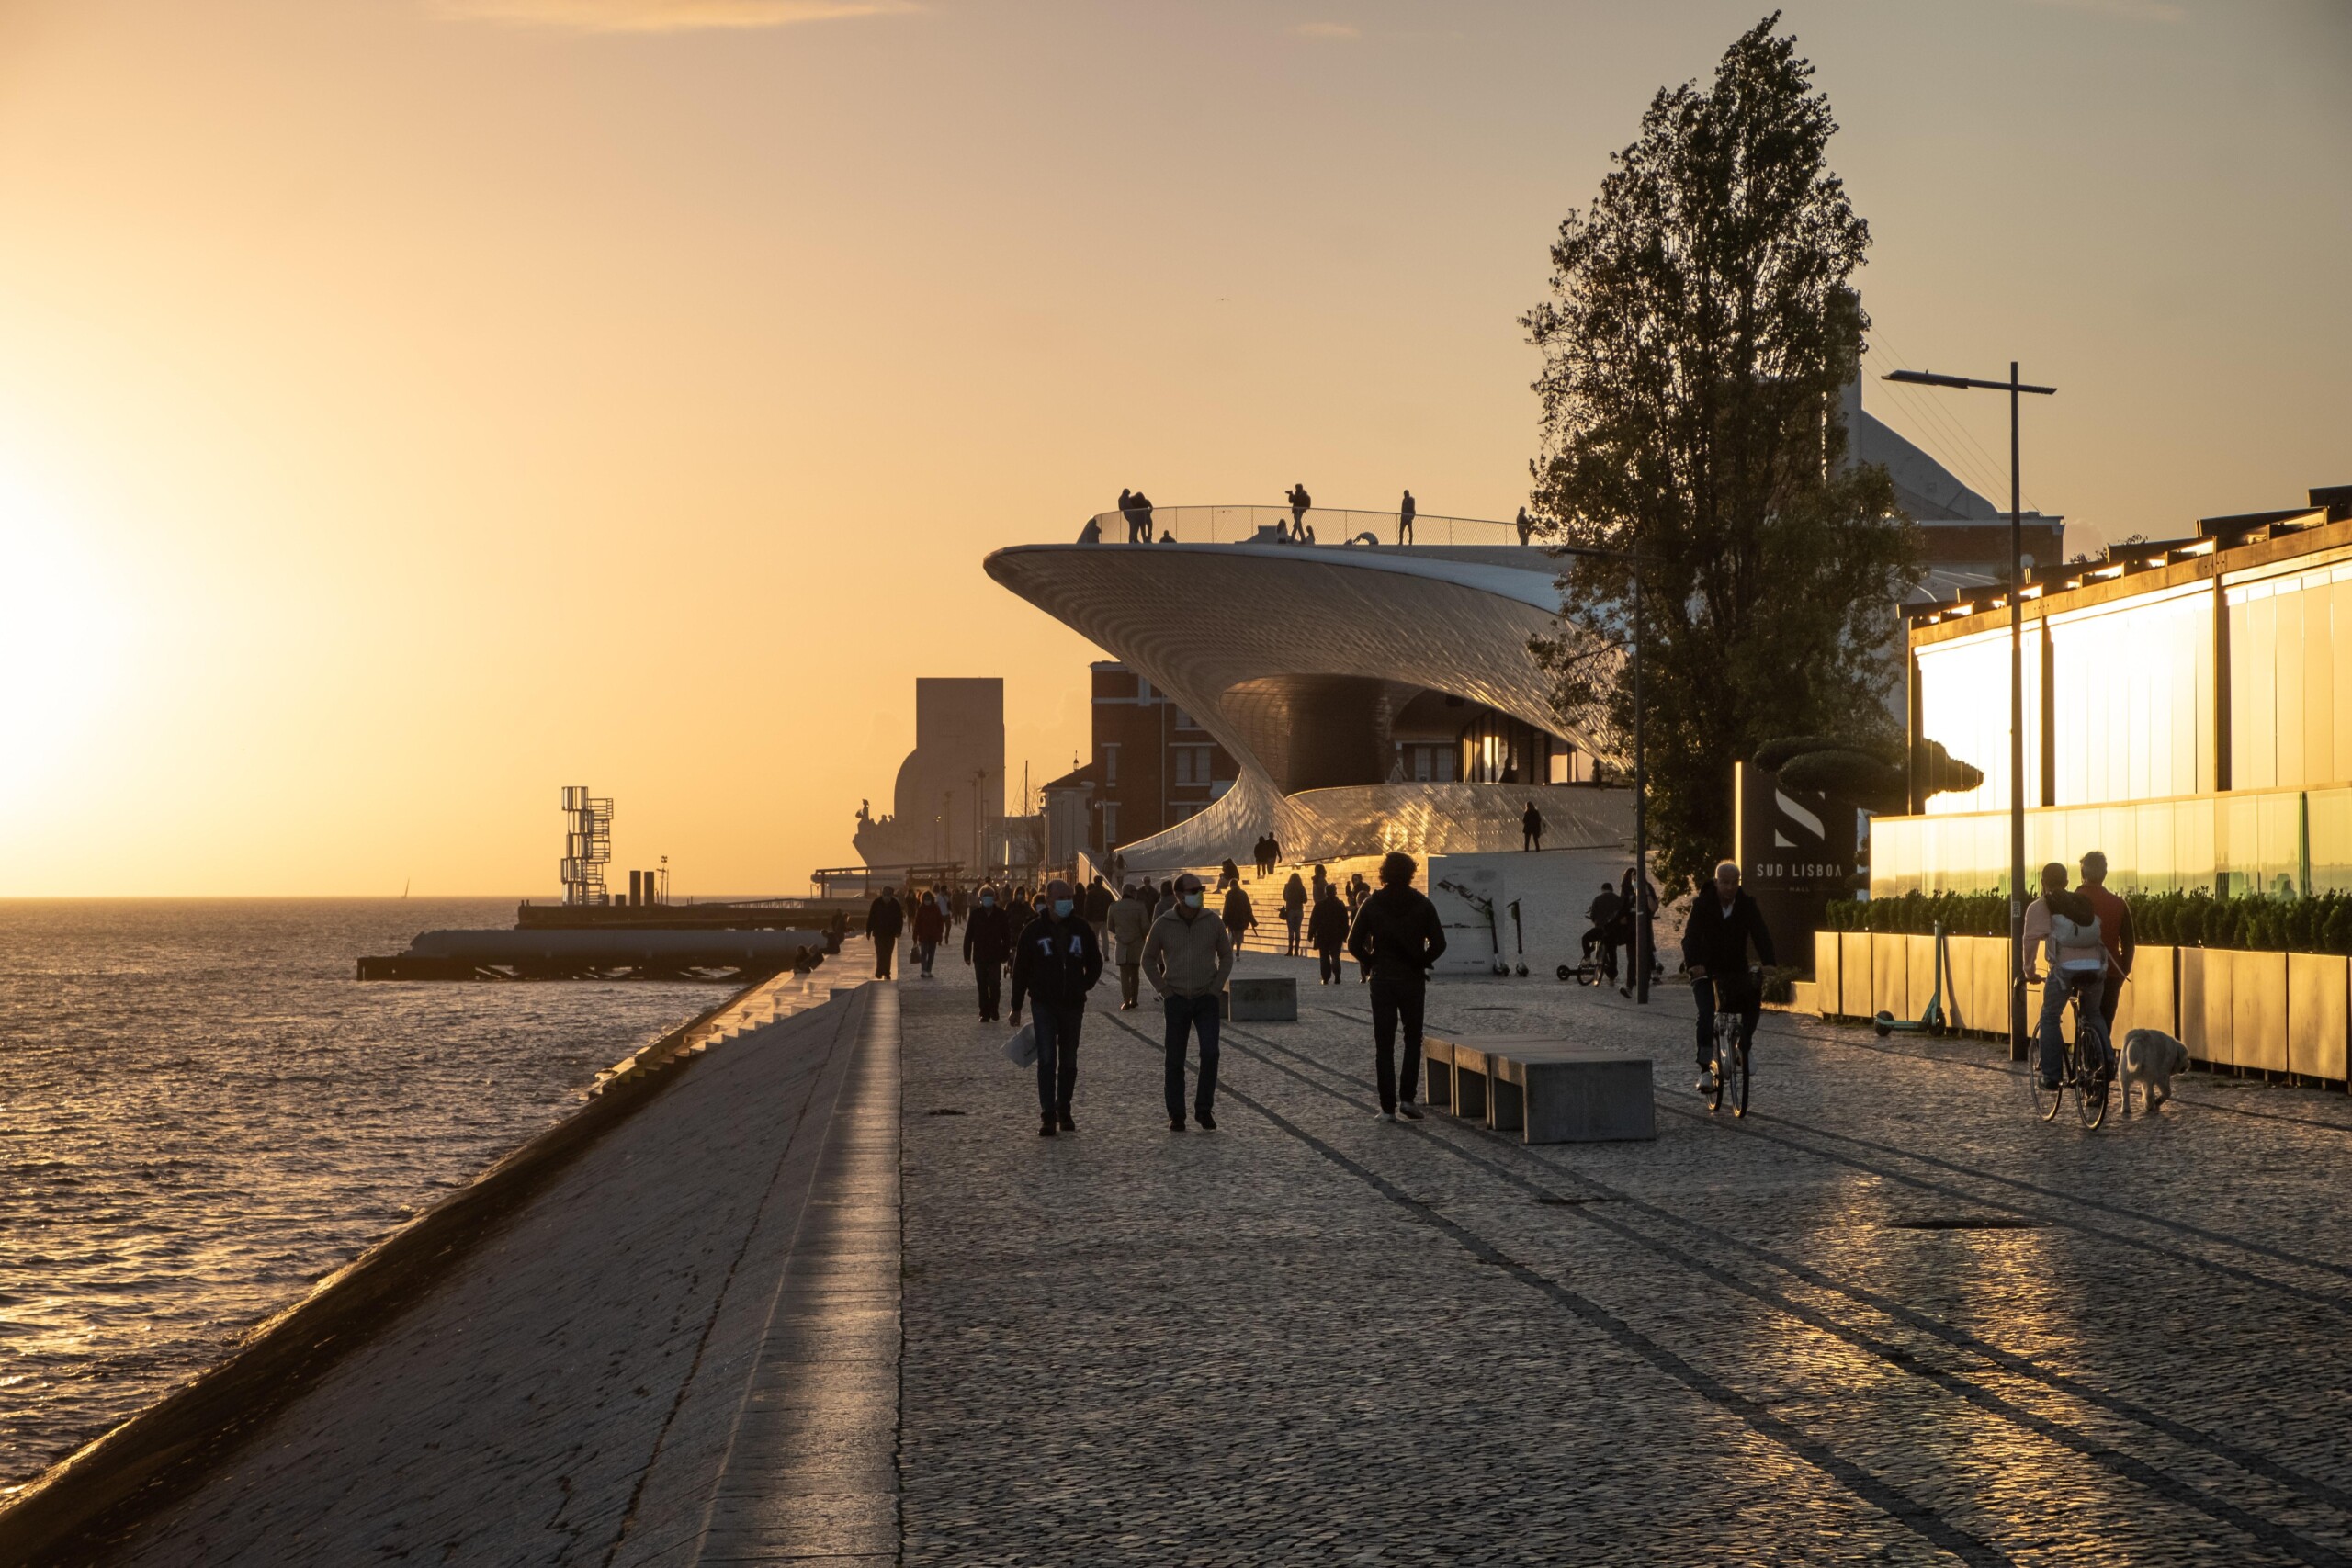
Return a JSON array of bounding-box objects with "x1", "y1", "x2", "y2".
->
[{"x1": 1042, "y1": 661, "x2": 1240, "y2": 868}]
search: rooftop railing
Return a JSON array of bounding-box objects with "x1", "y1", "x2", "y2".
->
[{"x1": 1077, "y1": 503, "x2": 1529, "y2": 548}]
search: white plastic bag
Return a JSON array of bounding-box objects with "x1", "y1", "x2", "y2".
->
[{"x1": 1002, "y1": 1023, "x2": 1038, "y2": 1068}]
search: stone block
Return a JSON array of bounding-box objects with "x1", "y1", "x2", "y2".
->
[
  {"x1": 2235, "y1": 949, "x2": 2289, "y2": 1074},
  {"x1": 2290, "y1": 951, "x2": 2348, "y2": 1081},
  {"x1": 1422, "y1": 1036, "x2": 1456, "y2": 1112},
  {"x1": 1489, "y1": 1047, "x2": 1655, "y2": 1143},
  {"x1": 1226, "y1": 976, "x2": 1298, "y2": 1021}
]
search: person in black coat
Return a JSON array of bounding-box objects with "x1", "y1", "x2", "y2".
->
[
  {"x1": 866, "y1": 888, "x2": 904, "y2": 979},
  {"x1": 1346, "y1": 852, "x2": 1448, "y2": 1119},
  {"x1": 1009, "y1": 878, "x2": 1104, "y2": 1137},
  {"x1": 963, "y1": 886, "x2": 1014, "y2": 1021},
  {"x1": 1306, "y1": 884, "x2": 1351, "y2": 985},
  {"x1": 1681, "y1": 860, "x2": 1777, "y2": 1091}
]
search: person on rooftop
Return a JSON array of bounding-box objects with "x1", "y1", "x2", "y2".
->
[
  {"x1": 1286, "y1": 482, "x2": 1312, "y2": 541},
  {"x1": 1397, "y1": 489, "x2": 1416, "y2": 545}
]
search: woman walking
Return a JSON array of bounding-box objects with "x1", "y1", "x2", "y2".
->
[
  {"x1": 1281, "y1": 872, "x2": 1307, "y2": 956},
  {"x1": 1222, "y1": 882, "x2": 1257, "y2": 955}
]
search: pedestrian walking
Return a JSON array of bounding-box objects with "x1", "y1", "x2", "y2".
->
[
  {"x1": 1217, "y1": 858, "x2": 1240, "y2": 892},
  {"x1": 1308, "y1": 882, "x2": 1350, "y2": 984},
  {"x1": 1281, "y1": 871, "x2": 1307, "y2": 956},
  {"x1": 912, "y1": 890, "x2": 945, "y2": 978},
  {"x1": 1134, "y1": 490, "x2": 1156, "y2": 541},
  {"x1": 867, "y1": 887, "x2": 904, "y2": 979},
  {"x1": 950, "y1": 886, "x2": 968, "y2": 926},
  {"x1": 2078, "y1": 849, "x2": 2135, "y2": 1044},
  {"x1": 1222, "y1": 882, "x2": 1257, "y2": 953},
  {"x1": 1397, "y1": 489, "x2": 1415, "y2": 545},
  {"x1": 2023, "y1": 862, "x2": 2115, "y2": 1091},
  {"x1": 963, "y1": 886, "x2": 1012, "y2": 1021},
  {"x1": 1084, "y1": 874, "x2": 1115, "y2": 944},
  {"x1": 1286, "y1": 482, "x2": 1312, "y2": 540},
  {"x1": 1310, "y1": 863, "x2": 1330, "y2": 906},
  {"x1": 1346, "y1": 852, "x2": 1446, "y2": 1120},
  {"x1": 1139, "y1": 877, "x2": 1161, "y2": 925},
  {"x1": 1522, "y1": 800, "x2": 1544, "y2": 852},
  {"x1": 1108, "y1": 882, "x2": 1153, "y2": 1010},
  {"x1": 1008, "y1": 879, "x2": 1103, "y2": 1137},
  {"x1": 1516, "y1": 505, "x2": 1534, "y2": 546},
  {"x1": 1142, "y1": 872, "x2": 1235, "y2": 1131},
  {"x1": 1266, "y1": 832, "x2": 1283, "y2": 871}
]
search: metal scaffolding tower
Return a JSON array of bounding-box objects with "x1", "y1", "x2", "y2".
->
[{"x1": 559, "y1": 785, "x2": 615, "y2": 906}]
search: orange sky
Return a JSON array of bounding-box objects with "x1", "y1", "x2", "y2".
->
[{"x1": 0, "y1": 0, "x2": 2345, "y2": 896}]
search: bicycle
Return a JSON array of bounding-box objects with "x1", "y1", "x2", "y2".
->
[
  {"x1": 2027, "y1": 975, "x2": 2110, "y2": 1130},
  {"x1": 1702, "y1": 964, "x2": 1762, "y2": 1117}
]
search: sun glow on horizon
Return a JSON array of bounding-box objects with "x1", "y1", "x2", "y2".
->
[{"x1": 0, "y1": 472, "x2": 140, "y2": 818}]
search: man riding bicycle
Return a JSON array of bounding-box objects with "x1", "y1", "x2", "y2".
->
[
  {"x1": 1581, "y1": 881, "x2": 1623, "y2": 981},
  {"x1": 2022, "y1": 861, "x2": 2116, "y2": 1091},
  {"x1": 1682, "y1": 860, "x2": 1775, "y2": 1093}
]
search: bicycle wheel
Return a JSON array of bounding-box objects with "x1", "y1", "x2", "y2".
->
[
  {"x1": 1730, "y1": 1039, "x2": 1751, "y2": 1117},
  {"x1": 1706, "y1": 1020, "x2": 1729, "y2": 1113},
  {"x1": 2030, "y1": 1032, "x2": 2060, "y2": 1122}
]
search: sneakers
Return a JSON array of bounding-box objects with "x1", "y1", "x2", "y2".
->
[
  {"x1": 1039, "y1": 1113, "x2": 1057, "y2": 1137},
  {"x1": 1196, "y1": 1111, "x2": 1216, "y2": 1131},
  {"x1": 1695, "y1": 1072, "x2": 1718, "y2": 1093},
  {"x1": 1377, "y1": 1110, "x2": 1397, "y2": 1122},
  {"x1": 1396, "y1": 1101, "x2": 1424, "y2": 1122},
  {"x1": 1170, "y1": 1116, "x2": 1186, "y2": 1132},
  {"x1": 1057, "y1": 1110, "x2": 1075, "y2": 1132}
]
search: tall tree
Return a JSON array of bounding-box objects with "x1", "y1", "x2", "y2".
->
[{"x1": 1523, "y1": 13, "x2": 1917, "y2": 889}]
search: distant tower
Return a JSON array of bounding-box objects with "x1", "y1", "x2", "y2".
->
[{"x1": 560, "y1": 786, "x2": 615, "y2": 906}]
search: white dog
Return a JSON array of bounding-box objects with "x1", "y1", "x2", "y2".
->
[{"x1": 2121, "y1": 1028, "x2": 2189, "y2": 1113}]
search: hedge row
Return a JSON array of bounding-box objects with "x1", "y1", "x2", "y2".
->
[{"x1": 1821, "y1": 888, "x2": 2352, "y2": 954}]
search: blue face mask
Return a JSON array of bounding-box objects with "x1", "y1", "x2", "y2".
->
[
  {"x1": 1183, "y1": 892, "x2": 1204, "y2": 909},
  {"x1": 980, "y1": 896, "x2": 995, "y2": 908},
  {"x1": 1052, "y1": 898, "x2": 1075, "y2": 919}
]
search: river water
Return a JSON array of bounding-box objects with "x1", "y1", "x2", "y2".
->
[{"x1": 0, "y1": 898, "x2": 723, "y2": 1491}]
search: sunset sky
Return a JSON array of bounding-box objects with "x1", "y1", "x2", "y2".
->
[{"x1": 0, "y1": 0, "x2": 2344, "y2": 896}]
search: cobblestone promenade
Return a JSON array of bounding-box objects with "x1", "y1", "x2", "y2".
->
[{"x1": 899, "y1": 958, "x2": 2352, "y2": 1566}]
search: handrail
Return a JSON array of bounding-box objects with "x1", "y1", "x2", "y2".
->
[{"x1": 1075, "y1": 502, "x2": 1532, "y2": 548}]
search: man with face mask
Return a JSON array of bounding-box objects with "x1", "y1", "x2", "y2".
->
[
  {"x1": 962, "y1": 884, "x2": 1013, "y2": 1022},
  {"x1": 1141, "y1": 872, "x2": 1236, "y2": 1132},
  {"x1": 1009, "y1": 877, "x2": 1104, "y2": 1136}
]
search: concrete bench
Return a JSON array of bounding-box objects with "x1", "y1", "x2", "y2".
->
[
  {"x1": 1224, "y1": 976, "x2": 1297, "y2": 1022},
  {"x1": 1430, "y1": 1035, "x2": 1655, "y2": 1143}
]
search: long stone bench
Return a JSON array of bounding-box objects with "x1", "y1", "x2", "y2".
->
[
  {"x1": 1225, "y1": 976, "x2": 1298, "y2": 1021},
  {"x1": 1425, "y1": 1035, "x2": 1655, "y2": 1143}
]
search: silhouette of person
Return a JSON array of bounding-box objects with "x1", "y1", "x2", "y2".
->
[
  {"x1": 1118, "y1": 488, "x2": 1140, "y2": 542},
  {"x1": 1516, "y1": 505, "x2": 1534, "y2": 546},
  {"x1": 1522, "y1": 800, "x2": 1544, "y2": 852},
  {"x1": 1287, "y1": 482, "x2": 1311, "y2": 541},
  {"x1": 1078, "y1": 514, "x2": 1102, "y2": 543},
  {"x1": 1134, "y1": 490, "x2": 1156, "y2": 542},
  {"x1": 1397, "y1": 490, "x2": 1416, "y2": 545}
]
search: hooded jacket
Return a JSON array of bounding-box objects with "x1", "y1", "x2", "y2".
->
[
  {"x1": 1009, "y1": 911, "x2": 1103, "y2": 1013},
  {"x1": 867, "y1": 893, "x2": 904, "y2": 938},
  {"x1": 963, "y1": 902, "x2": 1013, "y2": 965},
  {"x1": 1347, "y1": 885, "x2": 1446, "y2": 984}
]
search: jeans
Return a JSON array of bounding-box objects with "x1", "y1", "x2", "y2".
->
[
  {"x1": 2038, "y1": 969, "x2": 2112, "y2": 1084},
  {"x1": 1162, "y1": 991, "x2": 1221, "y2": 1122},
  {"x1": 1032, "y1": 1002, "x2": 1083, "y2": 1114},
  {"x1": 1369, "y1": 976, "x2": 1425, "y2": 1111},
  {"x1": 873, "y1": 933, "x2": 897, "y2": 978},
  {"x1": 1283, "y1": 913, "x2": 1303, "y2": 955},
  {"x1": 1119, "y1": 962, "x2": 1140, "y2": 1007},
  {"x1": 1317, "y1": 946, "x2": 1344, "y2": 984},
  {"x1": 974, "y1": 959, "x2": 1001, "y2": 1021},
  {"x1": 916, "y1": 939, "x2": 936, "y2": 978},
  {"x1": 1692, "y1": 976, "x2": 1758, "y2": 1067}
]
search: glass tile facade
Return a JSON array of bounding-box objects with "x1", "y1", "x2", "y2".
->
[
  {"x1": 1917, "y1": 626, "x2": 2042, "y2": 816},
  {"x1": 1872, "y1": 787, "x2": 2309, "y2": 898},
  {"x1": 2225, "y1": 561, "x2": 2352, "y2": 791},
  {"x1": 2048, "y1": 585, "x2": 2213, "y2": 805}
]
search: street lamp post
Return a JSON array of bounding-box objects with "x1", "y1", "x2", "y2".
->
[{"x1": 1883, "y1": 364, "x2": 2058, "y2": 1063}]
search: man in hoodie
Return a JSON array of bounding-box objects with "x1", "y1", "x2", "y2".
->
[
  {"x1": 1106, "y1": 882, "x2": 1154, "y2": 1010},
  {"x1": 1306, "y1": 881, "x2": 1351, "y2": 985},
  {"x1": 866, "y1": 887, "x2": 904, "y2": 980},
  {"x1": 1143, "y1": 872, "x2": 1235, "y2": 1132},
  {"x1": 1346, "y1": 852, "x2": 1447, "y2": 1121},
  {"x1": 2023, "y1": 861, "x2": 2114, "y2": 1090},
  {"x1": 1009, "y1": 878, "x2": 1103, "y2": 1137},
  {"x1": 962, "y1": 885, "x2": 1013, "y2": 1021}
]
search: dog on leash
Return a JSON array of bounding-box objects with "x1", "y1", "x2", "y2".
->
[{"x1": 2121, "y1": 1028, "x2": 2190, "y2": 1112}]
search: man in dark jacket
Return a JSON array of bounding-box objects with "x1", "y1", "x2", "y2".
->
[
  {"x1": 962, "y1": 886, "x2": 1014, "y2": 1021},
  {"x1": 1009, "y1": 878, "x2": 1104, "y2": 1137},
  {"x1": 1583, "y1": 883, "x2": 1623, "y2": 981},
  {"x1": 1084, "y1": 874, "x2": 1115, "y2": 942},
  {"x1": 1307, "y1": 883, "x2": 1351, "y2": 985},
  {"x1": 1346, "y1": 852, "x2": 1448, "y2": 1121},
  {"x1": 1522, "y1": 800, "x2": 1544, "y2": 852},
  {"x1": 867, "y1": 888, "x2": 904, "y2": 979},
  {"x1": 1681, "y1": 860, "x2": 1776, "y2": 1092}
]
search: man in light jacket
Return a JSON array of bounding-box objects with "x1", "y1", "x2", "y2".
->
[
  {"x1": 1142, "y1": 872, "x2": 1236, "y2": 1132},
  {"x1": 1107, "y1": 882, "x2": 1154, "y2": 1010}
]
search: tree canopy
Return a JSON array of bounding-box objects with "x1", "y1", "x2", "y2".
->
[{"x1": 1523, "y1": 12, "x2": 1918, "y2": 888}]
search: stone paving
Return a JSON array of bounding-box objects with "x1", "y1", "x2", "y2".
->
[{"x1": 899, "y1": 953, "x2": 2352, "y2": 1566}]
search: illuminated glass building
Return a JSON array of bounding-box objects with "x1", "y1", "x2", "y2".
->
[{"x1": 1881, "y1": 483, "x2": 2352, "y2": 897}]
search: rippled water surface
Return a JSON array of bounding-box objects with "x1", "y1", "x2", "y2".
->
[{"x1": 0, "y1": 898, "x2": 723, "y2": 1489}]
